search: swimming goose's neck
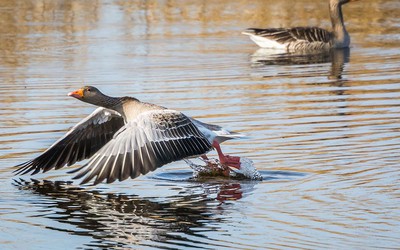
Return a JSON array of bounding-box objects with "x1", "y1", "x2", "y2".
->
[{"x1": 329, "y1": 2, "x2": 350, "y2": 47}]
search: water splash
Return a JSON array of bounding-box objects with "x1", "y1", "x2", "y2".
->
[
  {"x1": 184, "y1": 157, "x2": 263, "y2": 181},
  {"x1": 231, "y1": 157, "x2": 263, "y2": 181}
]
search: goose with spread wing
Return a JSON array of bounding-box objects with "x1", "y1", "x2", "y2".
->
[
  {"x1": 14, "y1": 86, "x2": 244, "y2": 185},
  {"x1": 242, "y1": 0, "x2": 357, "y2": 52}
]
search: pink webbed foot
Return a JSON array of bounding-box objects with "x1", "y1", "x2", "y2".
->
[
  {"x1": 212, "y1": 141, "x2": 241, "y2": 170},
  {"x1": 220, "y1": 155, "x2": 241, "y2": 169}
]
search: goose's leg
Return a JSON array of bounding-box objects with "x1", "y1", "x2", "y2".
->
[
  {"x1": 212, "y1": 141, "x2": 241, "y2": 169},
  {"x1": 198, "y1": 154, "x2": 230, "y2": 177},
  {"x1": 200, "y1": 154, "x2": 218, "y2": 168},
  {"x1": 200, "y1": 155, "x2": 209, "y2": 160}
]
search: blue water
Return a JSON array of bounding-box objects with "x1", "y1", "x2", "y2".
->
[{"x1": 1, "y1": 0, "x2": 400, "y2": 249}]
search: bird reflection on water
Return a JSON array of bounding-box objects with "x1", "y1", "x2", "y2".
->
[
  {"x1": 250, "y1": 48, "x2": 350, "y2": 80},
  {"x1": 12, "y1": 178, "x2": 257, "y2": 248}
]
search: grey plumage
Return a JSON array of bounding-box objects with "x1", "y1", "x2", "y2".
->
[
  {"x1": 14, "y1": 108, "x2": 124, "y2": 175},
  {"x1": 70, "y1": 110, "x2": 212, "y2": 185},
  {"x1": 14, "y1": 86, "x2": 242, "y2": 185},
  {"x1": 243, "y1": 27, "x2": 332, "y2": 51},
  {"x1": 244, "y1": 27, "x2": 331, "y2": 44},
  {"x1": 243, "y1": 0, "x2": 357, "y2": 52}
]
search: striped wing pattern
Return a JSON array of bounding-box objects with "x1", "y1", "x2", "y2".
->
[
  {"x1": 72, "y1": 110, "x2": 213, "y2": 185},
  {"x1": 245, "y1": 27, "x2": 332, "y2": 44},
  {"x1": 14, "y1": 107, "x2": 124, "y2": 175}
]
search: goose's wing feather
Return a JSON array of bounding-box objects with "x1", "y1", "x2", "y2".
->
[
  {"x1": 244, "y1": 27, "x2": 332, "y2": 44},
  {"x1": 14, "y1": 107, "x2": 124, "y2": 175},
  {"x1": 72, "y1": 109, "x2": 213, "y2": 185}
]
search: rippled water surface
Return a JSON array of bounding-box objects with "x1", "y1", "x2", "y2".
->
[{"x1": 1, "y1": 0, "x2": 400, "y2": 249}]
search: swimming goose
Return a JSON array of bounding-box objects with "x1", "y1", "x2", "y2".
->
[
  {"x1": 14, "y1": 86, "x2": 244, "y2": 185},
  {"x1": 242, "y1": 0, "x2": 357, "y2": 52}
]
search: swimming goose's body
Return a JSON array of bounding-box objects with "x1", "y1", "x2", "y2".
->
[
  {"x1": 242, "y1": 0, "x2": 356, "y2": 52},
  {"x1": 14, "y1": 86, "x2": 244, "y2": 185}
]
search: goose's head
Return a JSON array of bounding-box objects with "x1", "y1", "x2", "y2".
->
[
  {"x1": 331, "y1": 0, "x2": 358, "y2": 6},
  {"x1": 68, "y1": 86, "x2": 113, "y2": 107}
]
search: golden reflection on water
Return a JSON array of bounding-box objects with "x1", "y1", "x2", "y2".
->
[{"x1": 0, "y1": 0, "x2": 398, "y2": 59}]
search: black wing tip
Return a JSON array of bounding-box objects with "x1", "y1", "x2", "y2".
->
[
  {"x1": 71, "y1": 166, "x2": 97, "y2": 185},
  {"x1": 80, "y1": 179, "x2": 95, "y2": 186},
  {"x1": 67, "y1": 165, "x2": 84, "y2": 174},
  {"x1": 76, "y1": 175, "x2": 115, "y2": 186},
  {"x1": 71, "y1": 172, "x2": 92, "y2": 185},
  {"x1": 13, "y1": 161, "x2": 37, "y2": 176},
  {"x1": 13, "y1": 160, "x2": 62, "y2": 176}
]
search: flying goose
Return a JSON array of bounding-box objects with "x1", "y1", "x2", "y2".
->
[
  {"x1": 242, "y1": 0, "x2": 357, "y2": 52},
  {"x1": 14, "y1": 86, "x2": 245, "y2": 185}
]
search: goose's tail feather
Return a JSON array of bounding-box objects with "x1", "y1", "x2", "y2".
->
[{"x1": 214, "y1": 129, "x2": 248, "y2": 143}]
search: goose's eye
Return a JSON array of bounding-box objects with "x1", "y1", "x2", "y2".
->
[{"x1": 87, "y1": 88, "x2": 91, "y2": 92}]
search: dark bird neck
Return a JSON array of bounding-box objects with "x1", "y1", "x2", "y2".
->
[
  {"x1": 329, "y1": 1, "x2": 350, "y2": 47},
  {"x1": 88, "y1": 93, "x2": 139, "y2": 111}
]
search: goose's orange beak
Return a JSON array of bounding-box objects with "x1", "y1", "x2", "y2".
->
[{"x1": 68, "y1": 88, "x2": 84, "y2": 99}]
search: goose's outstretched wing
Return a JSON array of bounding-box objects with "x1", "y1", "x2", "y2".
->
[
  {"x1": 72, "y1": 110, "x2": 213, "y2": 185},
  {"x1": 14, "y1": 107, "x2": 124, "y2": 175}
]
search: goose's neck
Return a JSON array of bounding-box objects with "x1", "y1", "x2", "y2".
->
[
  {"x1": 97, "y1": 96, "x2": 142, "y2": 122},
  {"x1": 90, "y1": 94, "x2": 124, "y2": 110},
  {"x1": 329, "y1": 2, "x2": 350, "y2": 47}
]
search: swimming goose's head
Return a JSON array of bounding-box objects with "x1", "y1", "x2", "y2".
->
[{"x1": 331, "y1": 0, "x2": 358, "y2": 6}]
